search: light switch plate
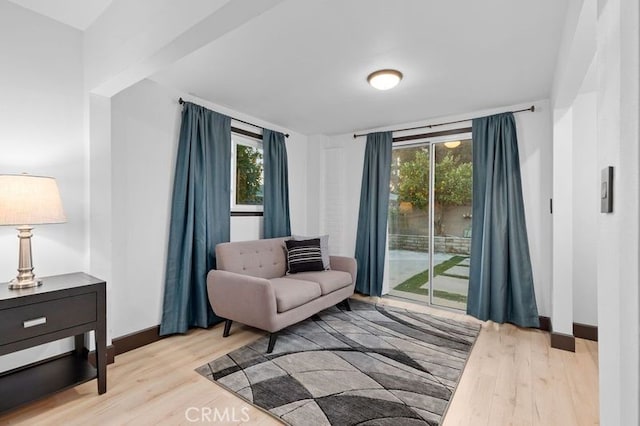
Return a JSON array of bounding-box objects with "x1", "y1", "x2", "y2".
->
[{"x1": 601, "y1": 166, "x2": 613, "y2": 213}]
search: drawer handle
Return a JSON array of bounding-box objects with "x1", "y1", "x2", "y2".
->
[{"x1": 23, "y1": 317, "x2": 47, "y2": 328}]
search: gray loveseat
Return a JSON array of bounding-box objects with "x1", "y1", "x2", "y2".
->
[{"x1": 206, "y1": 237, "x2": 357, "y2": 353}]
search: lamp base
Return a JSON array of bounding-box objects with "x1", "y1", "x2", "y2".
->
[
  {"x1": 8, "y1": 226, "x2": 41, "y2": 290},
  {"x1": 8, "y1": 277, "x2": 43, "y2": 289}
]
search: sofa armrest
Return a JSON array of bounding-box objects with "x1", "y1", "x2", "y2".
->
[
  {"x1": 206, "y1": 270, "x2": 278, "y2": 331},
  {"x1": 329, "y1": 256, "x2": 357, "y2": 284}
]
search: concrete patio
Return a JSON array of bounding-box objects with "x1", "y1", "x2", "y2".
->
[{"x1": 388, "y1": 249, "x2": 470, "y2": 310}]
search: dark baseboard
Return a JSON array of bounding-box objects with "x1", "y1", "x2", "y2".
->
[
  {"x1": 112, "y1": 325, "x2": 162, "y2": 356},
  {"x1": 538, "y1": 316, "x2": 551, "y2": 332},
  {"x1": 81, "y1": 325, "x2": 162, "y2": 365},
  {"x1": 573, "y1": 322, "x2": 598, "y2": 341},
  {"x1": 83, "y1": 345, "x2": 115, "y2": 366},
  {"x1": 101, "y1": 317, "x2": 593, "y2": 358},
  {"x1": 538, "y1": 315, "x2": 578, "y2": 352},
  {"x1": 550, "y1": 332, "x2": 576, "y2": 352}
]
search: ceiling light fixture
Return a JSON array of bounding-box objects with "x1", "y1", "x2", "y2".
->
[
  {"x1": 444, "y1": 141, "x2": 461, "y2": 149},
  {"x1": 367, "y1": 69, "x2": 403, "y2": 90}
]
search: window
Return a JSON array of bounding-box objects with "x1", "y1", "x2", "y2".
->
[{"x1": 231, "y1": 136, "x2": 264, "y2": 212}]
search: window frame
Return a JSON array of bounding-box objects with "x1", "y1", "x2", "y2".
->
[{"x1": 230, "y1": 134, "x2": 264, "y2": 213}]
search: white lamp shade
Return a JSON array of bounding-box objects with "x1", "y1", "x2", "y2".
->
[{"x1": 0, "y1": 174, "x2": 66, "y2": 226}]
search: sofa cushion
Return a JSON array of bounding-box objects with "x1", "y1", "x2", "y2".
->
[
  {"x1": 290, "y1": 270, "x2": 352, "y2": 295},
  {"x1": 269, "y1": 277, "x2": 322, "y2": 313},
  {"x1": 285, "y1": 238, "x2": 325, "y2": 274},
  {"x1": 216, "y1": 238, "x2": 288, "y2": 279},
  {"x1": 292, "y1": 234, "x2": 330, "y2": 270}
]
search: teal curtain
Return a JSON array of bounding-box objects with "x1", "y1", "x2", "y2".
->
[
  {"x1": 263, "y1": 129, "x2": 291, "y2": 238},
  {"x1": 160, "y1": 102, "x2": 231, "y2": 335},
  {"x1": 354, "y1": 132, "x2": 392, "y2": 296},
  {"x1": 467, "y1": 113, "x2": 540, "y2": 328}
]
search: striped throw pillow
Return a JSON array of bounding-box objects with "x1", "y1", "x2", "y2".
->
[{"x1": 285, "y1": 238, "x2": 325, "y2": 274}]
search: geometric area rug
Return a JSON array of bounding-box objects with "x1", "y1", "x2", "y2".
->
[{"x1": 196, "y1": 300, "x2": 481, "y2": 426}]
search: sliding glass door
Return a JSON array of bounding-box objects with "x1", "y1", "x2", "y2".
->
[{"x1": 388, "y1": 135, "x2": 472, "y2": 310}]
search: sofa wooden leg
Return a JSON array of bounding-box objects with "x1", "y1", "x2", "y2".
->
[
  {"x1": 267, "y1": 333, "x2": 279, "y2": 353},
  {"x1": 342, "y1": 298, "x2": 352, "y2": 311},
  {"x1": 223, "y1": 319, "x2": 233, "y2": 337}
]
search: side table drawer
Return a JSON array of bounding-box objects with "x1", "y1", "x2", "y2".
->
[{"x1": 0, "y1": 293, "x2": 96, "y2": 346}]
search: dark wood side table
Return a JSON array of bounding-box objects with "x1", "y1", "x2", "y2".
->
[{"x1": 0, "y1": 273, "x2": 106, "y2": 413}]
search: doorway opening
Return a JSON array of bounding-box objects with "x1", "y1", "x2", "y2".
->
[{"x1": 387, "y1": 133, "x2": 472, "y2": 310}]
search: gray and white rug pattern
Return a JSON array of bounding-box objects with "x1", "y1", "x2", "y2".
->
[{"x1": 196, "y1": 300, "x2": 480, "y2": 425}]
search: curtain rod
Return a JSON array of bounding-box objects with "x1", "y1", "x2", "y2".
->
[
  {"x1": 352, "y1": 105, "x2": 535, "y2": 139},
  {"x1": 178, "y1": 98, "x2": 289, "y2": 138}
]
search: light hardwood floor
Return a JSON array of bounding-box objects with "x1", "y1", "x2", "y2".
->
[{"x1": 0, "y1": 297, "x2": 599, "y2": 425}]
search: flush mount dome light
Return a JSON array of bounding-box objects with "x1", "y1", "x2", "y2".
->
[
  {"x1": 367, "y1": 69, "x2": 403, "y2": 90},
  {"x1": 444, "y1": 140, "x2": 461, "y2": 149}
]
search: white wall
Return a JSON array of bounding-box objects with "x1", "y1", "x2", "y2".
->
[
  {"x1": 595, "y1": 0, "x2": 639, "y2": 423},
  {"x1": 88, "y1": 94, "x2": 113, "y2": 348},
  {"x1": 305, "y1": 134, "x2": 327, "y2": 236},
  {"x1": 552, "y1": 0, "x2": 597, "y2": 110},
  {"x1": 516, "y1": 101, "x2": 555, "y2": 319},
  {"x1": 551, "y1": 0, "x2": 600, "y2": 335},
  {"x1": 0, "y1": 2, "x2": 85, "y2": 371},
  {"x1": 552, "y1": 0, "x2": 639, "y2": 422},
  {"x1": 109, "y1": 79, "x2": 308, "y2": 338},
  {"x1": 571, "y1": 91, "x2": 598, "y2": 326},
  {"x1": 315, "y1": 134, "x2": 365, "y2": 258},
  {"x1": 110, "y1": 80, "x2": 178, "y2": 339},
  {"x1": 310, "y1": 100, "x2": 554, "y2": 317},
  {"x1": 552, "y1": 106, "x2": 574, "y2": 335}
]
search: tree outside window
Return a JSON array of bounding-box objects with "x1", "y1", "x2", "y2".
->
[
  {"x1": 392, "y1": 141, "x2": 472, "y2": 236},
  {"x1": 235, "y1": 144, "x2": 263, "y2": 206}
]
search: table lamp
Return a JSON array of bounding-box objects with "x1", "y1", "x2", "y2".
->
[{"x1": 0, "y1": 174, "x2": 66, "y2": 289}]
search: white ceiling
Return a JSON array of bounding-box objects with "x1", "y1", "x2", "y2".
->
[
  {"x1": 9, "y1": 0, "x2": 112, "y2": 30},
  {"x1": 10, "y1": 0, "x2": 569, "y2": 135},
  {"x1": 151, "y1": 0, "x2": 569, "y2": 135}
]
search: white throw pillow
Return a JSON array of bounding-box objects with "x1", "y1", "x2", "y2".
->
[{"x1": 292, "y1": 234, "x2": 330, "y2": 270}]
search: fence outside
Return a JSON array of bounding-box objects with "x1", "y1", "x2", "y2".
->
[{"x1": 389, "y1": 234, "x2": 471, "y2": 255}]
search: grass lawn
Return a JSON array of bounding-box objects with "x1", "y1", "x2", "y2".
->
[{"x1": 393, "y1": 255, "x2": 468, "y2": 303}]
